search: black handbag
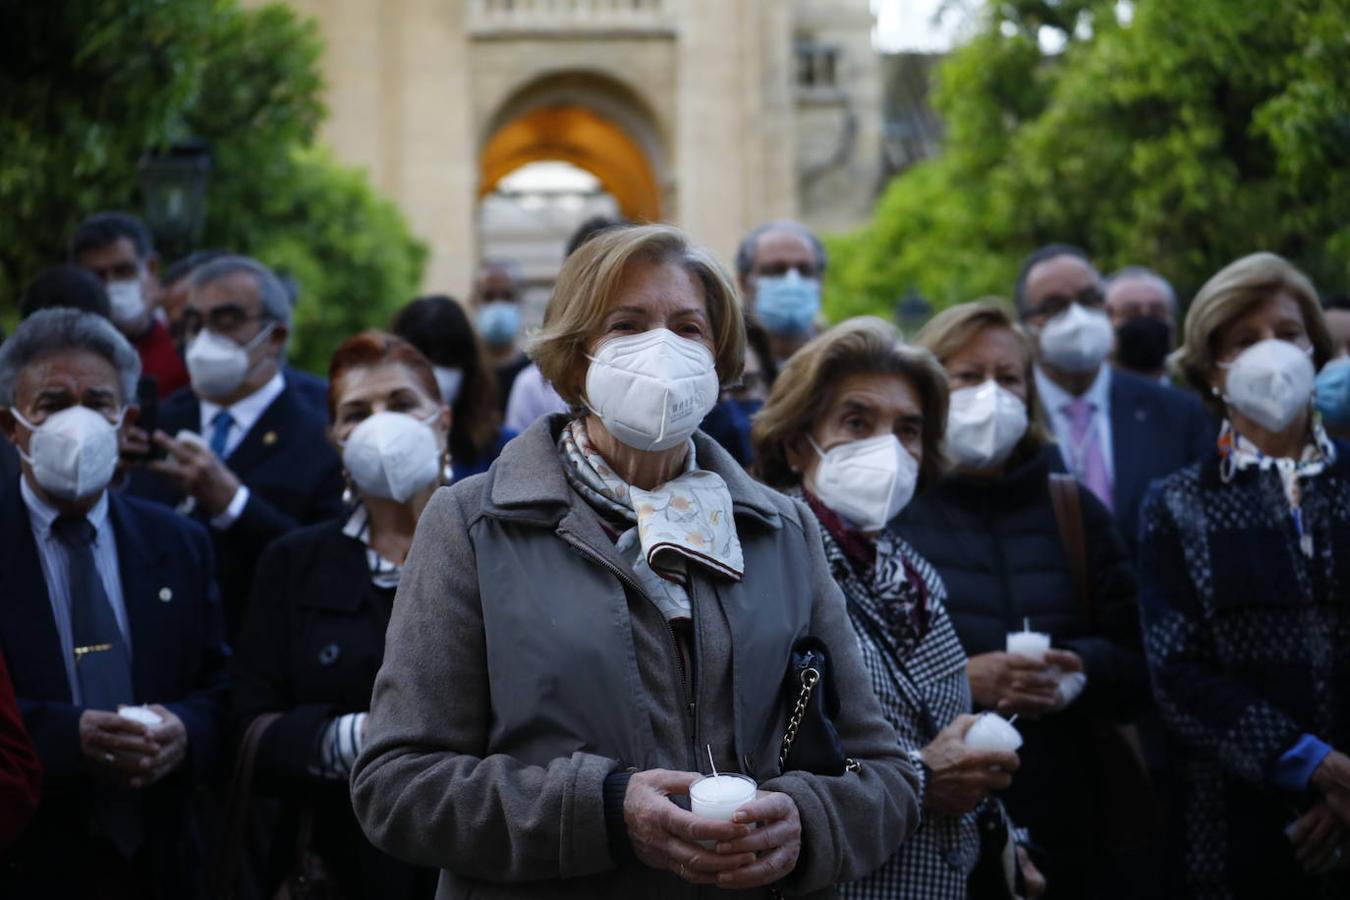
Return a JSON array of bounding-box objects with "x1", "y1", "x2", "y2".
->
[{"x1": 778, "y1": 637, "x2": 859, "y2": 776}]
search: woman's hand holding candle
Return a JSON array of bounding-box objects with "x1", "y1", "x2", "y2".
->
[
  {"x1": 623, "y1": 769, "x2": 755, "y2": 883},
  {"x1": 968, "y1": 649, "x2": 1085, "y2": 718},
  {"x1": 921, "y1": 714, "x2": 1020, "y2": 815},
  {"x1": 709, "y1": 790, "x2": 802, "y2": 889}
]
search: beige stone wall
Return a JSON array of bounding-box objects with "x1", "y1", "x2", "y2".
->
[{"x1": 247, "y1": 0, "x2": 880, "y2": 294}]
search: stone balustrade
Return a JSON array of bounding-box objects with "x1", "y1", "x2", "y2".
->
[{"x1": 468, "y1": 0, "x2": 671, "y2": 35}]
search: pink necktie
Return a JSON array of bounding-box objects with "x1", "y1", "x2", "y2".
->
[{"x1": 1062, "y1": 399, "x2": 1113, "y2": 511}]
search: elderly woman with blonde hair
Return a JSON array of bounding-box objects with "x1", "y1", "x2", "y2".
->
[
  {"x1": 350, "y1": 225, "x2": 919, "y2": 899},
  {"x1": 752, "y1": 316, "x2": 1043, "y2": 900},
  {"x1": 894, "y1": 299, "x2": 1148, "y2": 897},
  {"x1": 1140, "y1": 252, "x2": 1350, "y2": 898}
]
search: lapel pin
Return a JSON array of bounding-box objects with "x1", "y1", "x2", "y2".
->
[
  {"x1": 263, "y1": 431, "x2": 278, "y2": 446},
  {"x1": 158, "y1": 587, "x2": 173, "y2": 603},
  {"x1": 319, "y1": 643, "x2": 341, "y2": 666}
]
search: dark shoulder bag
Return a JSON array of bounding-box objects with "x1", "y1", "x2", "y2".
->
[
  {"x1": 215, "y1": 713, "x2": 346, "y2": 900},
  {"x1": 778, "y1": 637, "x2": 860, "y2": 776},
  {"x1": 1047, "y1": 473, "x2": 1159, "y2": 853}
]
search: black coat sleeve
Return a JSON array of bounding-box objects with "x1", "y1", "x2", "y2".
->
[
  {"x1": 230, "y1": 536, "x2": 340, "y2": 786},
  {"x1": 1057, "y1": 486, "x2": 1151, "y2": 720}
]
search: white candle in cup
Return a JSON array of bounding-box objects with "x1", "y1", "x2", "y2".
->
[
  {"x1": 964, "y1": 712, "x2": 1023, "y2": 753},
  {"x1": 1006, "y1": 620, "x2": 1051, "y2": 662},
  {"x1": 689, "y1": 774, "x2": 757, "y2": 821},
  {"x1": 118, "y1": 705, "x2": 163, "y2": 727}
]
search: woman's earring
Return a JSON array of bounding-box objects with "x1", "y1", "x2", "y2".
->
[
  {"x1": 441, "y1": 449, "x2": 454, "y2": 485},
  {"x1": 341, "y1": 469, "x2": 356, "y2": 506}
]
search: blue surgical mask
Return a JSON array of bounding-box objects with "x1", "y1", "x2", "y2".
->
[
  {"x1": 1315, "y1": 358, "x2": 1350, "y2": 428},
  {"x1": 478, "y1": 301, "x2": 521, "y2": 347},
  {"x1": 755, "y1": 270, "x2": 821, "y2": 336}
]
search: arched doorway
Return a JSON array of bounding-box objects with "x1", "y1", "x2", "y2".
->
[
  {"x1": 479, "y1": 105, "x2": 661, "y2": 223},
  {"x1": 475, "y1": 72, "x2": 669, "y2": 325}
]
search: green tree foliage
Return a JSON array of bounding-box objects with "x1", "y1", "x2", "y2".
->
[
  {"x1": 0, "y1": 0, "x2": 426, "y2": 371},
  {"x1": 827, "y1": 0, "x2": 1350, "y2": 325}
]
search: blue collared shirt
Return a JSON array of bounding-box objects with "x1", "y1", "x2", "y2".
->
[
  {"x1": 1035, "y1": 363, "x2": 1116, "y2": 483},
  {"x1": 20, "y1": 477, "x2": 131, "y2": 705}
]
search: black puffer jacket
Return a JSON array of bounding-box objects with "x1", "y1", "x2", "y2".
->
[{"x1": 893, "y1": 444, "x2": 1149, "y2": 898}]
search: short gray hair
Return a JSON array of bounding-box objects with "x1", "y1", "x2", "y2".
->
[
  {"x1": 190, "y1": 255, "x2": 293, "y2": 328},
  {"x1": 1106, "y1": 265, "x2": 1177, "y2": 308},
  {"x1": 735, "y1": 220, "x2": 828, "y2": 279},
  {"x1": 0, "y1": 308, "x2": 141, "y2": 406}
]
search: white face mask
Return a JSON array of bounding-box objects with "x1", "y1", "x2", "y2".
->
[
  {"x1": 1218, "y1": 338, "x2": 1315, "y2": 433},
  {"x1": 585, "y1": 328, "x2": 719, "y2": 452},
  {"x1": 12, "y1": 405, "x2": 123, "y2": 501},
  {"x1": 106, "y1": 280, "x2": 146, "y2": 328},
  {"x1": 341, "y1": 410, "x2": 443, "y2": 503},
  {"x1": 1038, "y1": 303, "x2": 1115, "y2": 373},
  {"x1": 946, "y1": 380, "x2": 1029, "y2": 470},
  {"x1": 807, "y1": 433, "x2": 918, "y2": 532},
  {"x1": 432, "y1": 366, "x2": 464, "y2": 406},
  {"x1": 185, "y1": 323, "x2": 275, "y2": 400}
]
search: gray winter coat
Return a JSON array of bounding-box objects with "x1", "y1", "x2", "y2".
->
[{"x1": 350, "y1": 416, "x2": 920, "y2": 899}]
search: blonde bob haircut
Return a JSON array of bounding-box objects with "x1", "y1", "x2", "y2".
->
[
  {"x1": 528, "y1": 224, "x2": 746, "y2": 409},
  {"x1": 752, "y1": 316, "x2": 949, "y2": 490},
  {"x1": 1173, "y1": 252, "x2": 1333, "y2": 416},
  {"x1": 914, "y1": 298, "x2": 1052, "y2": 459}
]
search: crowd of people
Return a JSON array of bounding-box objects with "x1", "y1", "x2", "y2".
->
[{"x1": 0, "y1": 206, "x2": 1345, "y2": 900}]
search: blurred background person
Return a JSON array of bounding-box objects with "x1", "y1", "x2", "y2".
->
[
  {"x1": 159, "y1": 250, "x2": 227, "y2": 353},
  {"x1": 471, "y1": 259, "x2": 530, "y2": 409},
  {"x1": 502, "y1": 217, "x2": 628, "y2": 436},
  {"x1": 1318, "y1": 294, "x2": 1350, "y2": 441},
  {"x1": 1015, "y1": 244, "x2": 1214, "y2": 558},
  {"x1": 230, "y1": 331, "x2": 447, "y2": 900},
  {"x1": 898, "y1": 299, "x2": 1151, "y2": 898},
  {"x1": 351, "y1": 224, "x2": 919, "y2": 898},
  {"x1": 70, "y1": 211, "x2": 188, "y2": 398},
  {"x1": 1143, "y1": 253, "x2": 1349, "y2": 898},
  {"x1": 0, "y1": 649, "x2": 41, "y2": 855},
  {"x1": 391, "y1": 295, "x2": 515, "y2": 480},
  {"x1": 754, "y1": 317, "x2": 1043, "y2": 899},
  {"x1": 1104, "y1": 265, "x2": 1177, "y2": 382},
  {"x1": 125, "y1": 256, "x2": 343, "y2": 636},
  {"x1": 736, "y1": 219, "x2": 827, "y2": 366},
  {"x1": 700, "y1": 316, "x2": 778, "y2": 468},
  {"x1": 0, "y1": 309, "x2": 227, "y2": 899},
  {"x1": 20, "y1": 265, "x2": 112, "y2": 321}
]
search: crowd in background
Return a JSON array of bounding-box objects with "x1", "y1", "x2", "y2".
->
[{"x1": 0, "y1": 207, "x2": 1346, "y2": 900}]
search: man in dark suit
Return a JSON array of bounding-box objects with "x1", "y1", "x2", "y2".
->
[
  {"x1": 125, "y1": 255, "x2": 343, "y2": 634},
  {"x1": 1015, "y1": 245, "x2": 1215, "y2": 555},
  {"x1": 0, "y1": 309, "x2": 227, "y2": 897}
]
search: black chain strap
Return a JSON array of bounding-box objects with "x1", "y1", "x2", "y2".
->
[{"x1": 778, "y1": 666, "x2": 860, "y2": 774}]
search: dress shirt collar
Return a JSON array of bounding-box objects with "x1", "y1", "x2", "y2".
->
[
  {"x1": 1035, "y1": 363, "x2": 1112, "y2": 417},
  {"x1": 20, "y1": 475, "x2": 109, "y2": 542},
  {"x1": 200, "y1": 370, "x2": 286, "y2": 437}
]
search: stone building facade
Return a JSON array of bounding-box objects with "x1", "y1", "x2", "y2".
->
[{"x1": 250, "y1": 0, "x2": 882, "y2": 297}]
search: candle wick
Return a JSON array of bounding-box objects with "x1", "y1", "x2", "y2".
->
[
  {"x1": 1023, "y1": 617, "x2": 1030, "y2": 632},
  {"x1": 1007, "y1": 714, "x2": 1019, "y2": 726},
  {"x1": 707, "y1": 744, "x2": 718, "y2": 777}
]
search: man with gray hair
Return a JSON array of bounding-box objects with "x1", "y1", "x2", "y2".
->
[
  {"x1": 126, "y1": 255, "x2": 343, "y2": 634},
  {"x1": 0, "y1": 308, "x2": 226, "y2": 896},
  {"x1": 1104, "y1": 266, "x2": 1178, "y2": 381},
  {"x1": 734, "y1": 219, "x2": 828, "y2": 365}
]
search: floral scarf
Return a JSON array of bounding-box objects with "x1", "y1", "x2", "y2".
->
[
  {"x1": 1218, "y1": 415, "x2": 1339, "y2": 557},
  {"x1": 794, "y1": 487, "x2": 929, "y2": 661},
  {"x1": 559, "y1": 419, "x2": 744, "y2": 620}
]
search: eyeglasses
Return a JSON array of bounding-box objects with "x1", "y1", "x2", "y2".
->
[
  {"x1": 181, "y1": 304, "x2": 273, "y2": 340},
  {"x1": 1028, "y1": 286, "x2": 1104, "y2": 321}
]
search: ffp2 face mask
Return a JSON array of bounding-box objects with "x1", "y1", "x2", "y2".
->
[
  {"x1": 11, "y1": 405, "x2": 123, "y2": 500},
  {"x1": 807, "y1": 433, "x2": 918, "y2": 532},
  {"x1": 1219, "y1": 339, "x2": 1315, "y2": 433},
  {"x1": 185, "y1": 323, "x2": 275, "y2": 400},
  {"x1": 1039, "y1": 303, "x2": 1114, "y2": 374},
  {"x1": 585, "y1": 328, "x2": 720, "y2": 452},
  {"x1": 945, "y1": 380, "x2": 1029, "y2": 470},
  {"x1": 341, "y1": 410, "x2": 443, "y2": 503}
]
